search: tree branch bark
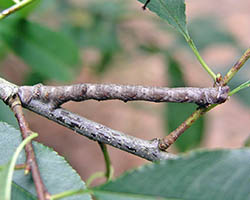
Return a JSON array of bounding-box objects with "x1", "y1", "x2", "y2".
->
[
  {"x1": 1, "y1": 78, "x2": 231, "y2": 161},
  {"x1": 19, "y1": 97, "x2": 175, "y2": 161},
  {"x1": 18, "y1": 83, "x2": 229, "y2": 109}
]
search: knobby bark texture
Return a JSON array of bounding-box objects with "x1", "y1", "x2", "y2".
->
[
  {"x1": 19, "y1": 98, "x2": 175, "y2": 161},
  {"x1": 0, "y1": 78, "x2": 230, "y2": 161},
  {"x1": 18, "y1": 83, "x2": 229, "y2": 109}
]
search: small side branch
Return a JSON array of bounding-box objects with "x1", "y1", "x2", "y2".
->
[
  {"x1": 0, "y1": 0, "x2": 34, "y2": 20},
  {"x1": 159, "y1": 108, "x2": 205, "y2": 150},
  {"x1": 18, "y1": 84, "x2": 229, "y2": 109},
  {"x1": 159, "y1": 48, "x2": 250, "y2": 150},
  {"x1": 222, "y1": 48, "x2": 250, "y2": 85},
  {"x1": 7, "y1": 95, "x2": 50, "y2": 200}
]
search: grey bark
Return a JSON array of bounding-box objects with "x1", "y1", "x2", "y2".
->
[
  {"x1": 0, "y1": 78, "x2": 230, "y2": 161},
  {"x1": 18, "y1": 83, "x2": 229, "y2": 109}
]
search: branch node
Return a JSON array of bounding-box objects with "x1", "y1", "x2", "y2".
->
[{"x1": 158, "y1": 137, "x2": 173, "y2": 151}]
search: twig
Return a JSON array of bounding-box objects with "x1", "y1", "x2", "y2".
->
[
  {"x1": 159, "y1": 108, "x2": 206, "y2": 150},
  {"x1": 159, "y1": 48, "x2": 250, "y2": 151},
  {"x1": 0, "y1": 0, "x2": 35, "y2": 20},
  {"x1": 222, "y1": 48, "x2": 250, "y2": 85},
  {"x1": 15, "y1": 163, "x2": 26, "y2": 170},
  {"x1": 18, "y1": 84, "x2": 229, "y2": 109},
  {"x1": 7, "y1": 94, "x2": 50, "y2": 200}
]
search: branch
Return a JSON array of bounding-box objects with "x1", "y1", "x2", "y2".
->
[
  {"x1": 222, "y1": 48, "x2": 250, "y2": 85},
  {"x1": 1, "y1": 79, "x2": 230, "y2": 161},
  {"x1": 18, "y1": 96, "x2": 175, "y2": 161},
  {"x1": 0, "y1": 0, "x2": 35, "y2": 20},
  {"x1": 7, "y1": 94, "x2": 50, "y2": 199},
  {"x1": 159, "y1": 48, "x2": 250, "y2": 150},
  {"x1": 18, "y1": 83, "x2": 229, "y2": 109}
]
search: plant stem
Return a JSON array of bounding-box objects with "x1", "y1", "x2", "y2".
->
[
  {"x1": 50, "y1": 189, "x2": 92, "y2": 200},
  {"x1": 229, "y1": 80, "x2": 250, "y2": 96},
  {"x1": 159, "y1": 48, "x2": 250, "y2": 150},
  {"x1": 6, "y1": 133, "x2": 38, "y2": 200},
  {"x1": 9, "y1": 94, "x2": 50, "y2": 200},
  {"x1": 86, "y1": 172, "x2": 105, "y2": 187},
  {"x1": 0, "y1": 0, "x2": 34, "y2": 20},
  {"x1": 159, "y1": 108, "x2": 205, "y2": 150},
  {"x1": 185, "y1": 36, "x2": 217, "y2": 81},
  {"x1": 14, "y1": 164, "x2": 26, "y2": 170},
  {"x1": 98, "y1": 142, "x2": 113, "y2": 182},
  {"x1": 222, "y1": 48, "x2": 250, "y2": 85}
]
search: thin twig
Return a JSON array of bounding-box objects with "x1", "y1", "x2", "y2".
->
[
  {"x1": 159, "y1": 108, "x2": 206, "y2": 150},
  {"x1": 222, "y1": 48, "x2": 250, "y2": 85},
  {"x1": 15, "y1": 163, "x2": 26, "y2": 170},
  {"x1": 0, "y1": 0, "x2": 34, "y2": 20},
  {"x1": 159, "y1": 48, "x2": 250, "y2": 151},
  {"x1": 8, "y1": 94, "x2": 50, "y2": 200},
  {"x1": 18, "y1": 84, "x2": 229, "y2": 109}
]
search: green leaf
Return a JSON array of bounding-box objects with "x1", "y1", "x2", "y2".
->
[
  {"x1": 11, "y1": 183, "x2": 36, "y2": 200},
  {"x1": 0, "y1": 132, "x2": 38, "y2": 200},
  {"x1": 95, "y1": 149, "x2": 250, "y2": 200},
  {"x1": 0, "y1": 122, "x2": 91, "y2": 200},
  {"x1": 0, "y1": 18, "x2": 80, "y2": 82},
  {"x1": 0, "y1": 101, "x2": 18, "y2": 128},
  {"x1": 138, "y1": 0, "x2": 189, "y2": 38},
  {"x1": 165, "y1": 54, "x2": 205, "y2": 152}
]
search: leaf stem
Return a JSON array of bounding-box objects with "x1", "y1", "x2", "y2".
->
[
  {"x1": 229, "y1": 80, "x2": 250, "y2": 96},
  {"x1": 50, "y1": 189, "x2": 92, "y2": 200},
  {"x1": 86, "y1": 172, "x2": 106, "y2": 187},
  {"x1": 98, "y1": 142, "x2": 113, "y2": 182},
  {"x1": 0, "y1": 0, "x2": 34, "y2": 20},
  {"x1": 185, "y1": 36, "x2": 217, "y2": 81},
  {"x1": 6, "y1": 133, "x2": 38, "y2": 200},
  {"x1": 159, "y1": 48, "x2": 250, "y2": 150}
]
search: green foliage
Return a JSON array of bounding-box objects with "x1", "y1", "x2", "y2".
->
[
  {"x1": 0, "y1": 101, "x2": 18, "y2": 128},
  {"x1": 95, "y1": 149, "x2": 250, "y2": 200},
  {"x1": 0, "y1": 0, "x2": 249, "y2": 199},
  {"x1": 60, "y1": 0, "x2": 125, "y2": 73},
  {"x1": 165, "y1": 54, "x2": 205, "y2": 152},
  {"x1": 0, "y1": 18, "x2": 80, "y2": 83},
  {"x1": 138, "y1": 0, "x2": 188, "y2": 38},
  {"x1": 0, "y1": 133, "x2": 37, "y2": 200},
  {"x1": 11, "y1": 184, "x2": 36, "y2": 200},
  {"x1": 0, "y1": 0, "x2": 41, "y2": 18},
  {"x1": 0, "y1": 122, "x2": 91, "y2": 200}
]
